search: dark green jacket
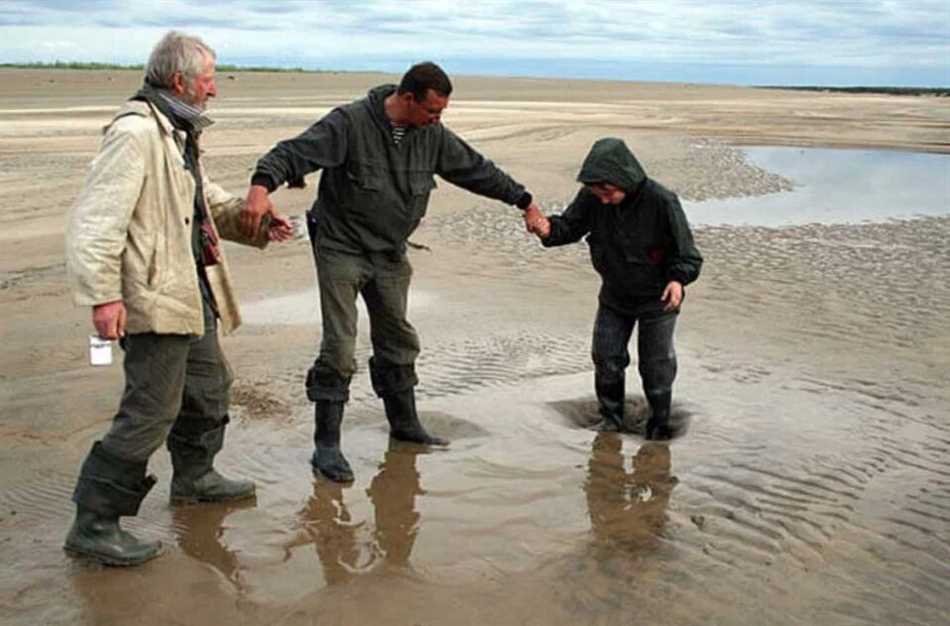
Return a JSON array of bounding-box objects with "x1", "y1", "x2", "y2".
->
[
  {"x1": 253, "y1": 84, "x2": 529, "y2": 254},
  {"x1": 543, "y1": 138, "x2": 703, "y2": 313}
]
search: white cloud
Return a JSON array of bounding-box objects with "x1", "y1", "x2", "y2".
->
[{"x1": 1, "y1": 0, "x2": 947, "y2": 85}]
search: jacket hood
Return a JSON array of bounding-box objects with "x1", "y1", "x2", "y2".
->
[
  {"x1": 576, "y1": 138, "x2": 646, "y2": 192},
  {"x1": 365, "y1": 83, "x2": 398, "y2": 122}
]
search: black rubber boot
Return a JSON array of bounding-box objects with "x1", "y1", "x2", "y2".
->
[
  {"x1": 382, "y1": 389, "x2": 449, "y2": 446},
  {"x1": 168, "y1": 417, "x2": 256, "y2": 504},
  {"x1": 311, "y1": 400, "x2": 354, "y2": 483},
  {"x1": 64, "y1": 505, "x2": 163, "y2": 566},
  {"x1": 645, "y1": 391, "x2": 674, "y2": 440},
  {"x1": 65, "y1": 441, "x2": 162, "y2": 566},
  {"x1": 595, "y1": 378, "x2": 625, "y2": 432}
]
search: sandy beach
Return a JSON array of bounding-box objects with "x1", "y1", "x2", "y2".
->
[{"x1": 1, "y1": 69, "x2": 948, "y2": 625}]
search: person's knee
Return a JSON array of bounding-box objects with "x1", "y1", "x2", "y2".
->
[
  {"x1": 368, "y1": 356, "x2": 418, "y2": 397},
  {"x1": 305, "y1": 361, "x2": 353, "y2": 402},
  {"x1": 592, "y1": 346, "x2": 630, "y2": 376},
  {"x1": 639, "y1": 354, "x2": 677, "y2": 392}
]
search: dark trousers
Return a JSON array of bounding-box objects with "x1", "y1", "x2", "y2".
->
[
  {"x1": 306, "y1": 245, "x2": 420, "y2": 402},
  {"x1": 72, "y1": 298, "x2": 232, "y2": 514},
  {"x1": 98, "y1": 299, "x2": 232, "y2": 462},
  {"x1": 591, "y1": 301, "x2": 678, "y2": 398}
]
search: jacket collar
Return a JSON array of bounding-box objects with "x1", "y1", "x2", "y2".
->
[{"x1": 110, "y1": 100, "x2": 177, "y2": 137}]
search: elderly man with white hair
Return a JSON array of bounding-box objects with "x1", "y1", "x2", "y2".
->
[{"x1": 64, "y1": 30, "x2": 292, "y2": 566}]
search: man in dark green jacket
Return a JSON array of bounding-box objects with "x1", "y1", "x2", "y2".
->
[
  {"x1": 529, "y1": 138, "x2": 702, "y2": 439},
  {"x1": 241, "y1": 62, "x2": 543, "y2": 482}
]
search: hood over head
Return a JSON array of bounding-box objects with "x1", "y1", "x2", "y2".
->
[{"x1": 576, "y1": 137, "x2": 646, "y2": 192}]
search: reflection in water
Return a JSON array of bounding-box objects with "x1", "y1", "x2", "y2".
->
[
  {"x1": 172, "y1": 498, "x2": 257, "y2": 592},
  {"x1": 585, "y1": 434, "x2": 675, "y2": 553},
  {"x1": 286, "y1": 443, "x2": 426, "y2": 586},
  {"x1": 288, "y1": 480, "x2": 365, "y2": 585},
  {"x1": 367, "y1": 445, "x2": 425, "y2": 569}
]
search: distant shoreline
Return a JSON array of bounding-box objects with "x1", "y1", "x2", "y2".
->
[{"x1": 2, "y1": 63, "x2": 947, "y2": 96}]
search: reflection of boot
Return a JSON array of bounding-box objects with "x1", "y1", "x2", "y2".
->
[
  {"x1": 168, "y1": 417, "x2": 255, "y2": 504},
  {"x1": 65, "y1": 441, "x2": 163, "y2": 566},
  {"x1": 367, "y1": 444, "x2": 425, "y2": 567},
  {"x1": 173, "y1": 498, "x2": 255, "y2": 588},
  {"x1": 311, "y1": 401, "x2": 354, "y2": 483},
  {"x1": 585, "y1": 433, "x2": 627, "y2": 544},
  {"x1": 293, "y1": 480, "x2": 363, "y2": 585},
  {"x1": 645, "y1": 391, "x2": 673, "y2": 440},
  {"x1": 596, "y1": 379, "x2": 625, "y2": 432},
  {"x1": 382, "y1": 389, "x2": 448, "y2": 446}
]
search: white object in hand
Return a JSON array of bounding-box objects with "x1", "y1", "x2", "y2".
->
[{"x1": 88, "y1": 335, "x2": 113, "y2": 366}]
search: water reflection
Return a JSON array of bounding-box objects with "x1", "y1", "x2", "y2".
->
[
  {"x1": 585, "y1": 434, "x2": 675, "y2": 552},
  {"x1": 172, "y1": 498, "x2": 257, "y2": 592},
  {"x1": 290, "y1": 480, "x2": 365, "y2": 585},
  {"x1": 685, "y1": 147, "x2": 950, "y2": 227},
  {"x1": 366, "y1": 444, "x2": 425, "y2": 569},
  {"x1": 286, "y1": 442, "x2": 426, "y2": 585}
]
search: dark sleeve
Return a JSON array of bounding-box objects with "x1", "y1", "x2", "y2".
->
[
  {"x1": 665, "y1": 194, "x2": 703, "y2": 285},
  {"x1": 436, "y1": 128, "x2": 527, "y2": 206},
  {"x1": 542, "y1": 188, "x2": 594, "y2": 248},
  {"x1": 251, "y1": 108, "x2": 348, "y2": 192}
]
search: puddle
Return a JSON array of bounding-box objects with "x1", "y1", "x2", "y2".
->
[
  {"x1": 241, "y1": 287, "x2": 438, "y2": 325},
  {"x1": 684, "y1": 147, "x2": 950, "y2": 227}
]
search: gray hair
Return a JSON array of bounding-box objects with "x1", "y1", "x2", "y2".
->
[{"x1": 144, "y1": 31, "x2": 216, "y2": 89}]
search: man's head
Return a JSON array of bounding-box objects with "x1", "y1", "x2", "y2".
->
[
  {"x1": 395, "y1": 62, "x2": 453, "y2": 127},
  {"x1": 145, "y1": 31, "x2": 217, "y2": 110}
]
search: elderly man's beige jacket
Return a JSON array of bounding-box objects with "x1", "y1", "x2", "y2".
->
[{"x1": 66, "y1": 100, "x2": 267, "y2": 336}]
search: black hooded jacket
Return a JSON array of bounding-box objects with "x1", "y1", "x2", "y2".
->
[{"x1": 543, "y1": 138, "x2": 703, "y2": 313}]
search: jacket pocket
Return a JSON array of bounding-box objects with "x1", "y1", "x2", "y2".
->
[{"x1": 346, "y1": 162, "x2": 383, "y2": 191}]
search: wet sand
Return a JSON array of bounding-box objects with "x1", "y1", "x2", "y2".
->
[{"x1": 1, "y1": 69, "x2": 948, "y2": 625}]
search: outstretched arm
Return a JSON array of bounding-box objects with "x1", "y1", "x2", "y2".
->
[
  {"x1": 537, "y1": 188, "x2": 595, "y2": 247},
  {"x1": 241, "y1": 109, "x2": 349, "y2": 238},
  {"x1": 436, "y1": 128, "x2": 529, "y2": 206}
]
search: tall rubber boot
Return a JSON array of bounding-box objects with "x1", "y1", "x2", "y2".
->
[
  {"x1": 382, "y1": 389, "x2": 449, "y2": 446},
  {"x1": 168, "y1": 417, "x2": 255, "y2": 504},
  {"x1": 596, "y1": 379, "x2": 625, "y2": 432},
  {"x1": 64, "y1": 505, "x2": 164, "y2": 566},
  {"x1": 645, "y1": 391, "x2": 674, "y2": 440},
  {"x1": 65, "y1": 441, "x2": 163, "y2": 566},
  {"x1": 311, "y1": 400, "x2": 354, "y2": 483}
]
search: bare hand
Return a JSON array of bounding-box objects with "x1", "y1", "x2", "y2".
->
[
  {"x1": 241, "y1": 185, "x2": 274, "y2": 239},
  {"x1": 661, "y1": 281, "x2": 683, "y2": 311},
  {"x1": 523, "y1": 203, "x2": 550, "y2": 239},
  {"x1": 267, "y1": 214, "x2": 295, "y2": 242},
  {"x1": 93, "y1": 300, "x2": 127, "y2": 339}
]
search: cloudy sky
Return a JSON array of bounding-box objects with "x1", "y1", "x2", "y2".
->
[{"x1": 2, "y1": 0, "x2": 948, "y2": 86}]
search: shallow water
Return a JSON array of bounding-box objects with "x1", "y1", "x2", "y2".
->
[
  {"x1": 685, "y1": 147, "x2": 950, "y2": 226},
  {"x1": 2, "y1": 141, "x2": 950, "y2": 624}
]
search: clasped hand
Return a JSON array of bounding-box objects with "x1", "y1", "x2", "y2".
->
[{"x1": 523, "y1": 203, "x2": 550, "y2": 239}]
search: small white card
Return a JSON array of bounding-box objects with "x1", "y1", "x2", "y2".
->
[{"x1": 88, "y1": 335, "x2": 113, "y2": 366}]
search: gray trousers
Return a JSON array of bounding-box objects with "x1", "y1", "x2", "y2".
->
[
  {"x1": 73, "y1": 297, "x2": 233, "y2": 515},
  {"x1": 306, "y1": 245, "x2": 420, "y2": 402},
  {"x1": 591, "y1": 301, "x2": 678, "y2": 397},
  {"x1": 99, "y1": 298, "x2": 232, "y2": 463}
]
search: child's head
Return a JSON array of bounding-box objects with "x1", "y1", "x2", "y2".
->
[
  {"x1": 587, "y1": 182, "x2": 627, "y2": 205},
  {"x1": 577, "y1": 138, "x2": 646, "y2": 202}
]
